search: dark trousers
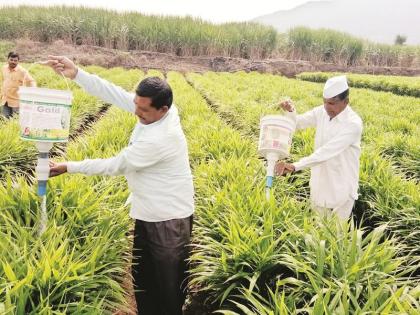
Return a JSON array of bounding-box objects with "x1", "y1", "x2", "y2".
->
[
  {"x1": 1, "y1": 102, "x2": 19, "y2": 119},
  {"x1": 132, "y1": 215, "x2": 193, "y2": 315}
]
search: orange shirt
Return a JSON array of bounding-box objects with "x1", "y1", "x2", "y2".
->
[{"x1": 1, "y1": 64, "x2": 36, "y2": 107}]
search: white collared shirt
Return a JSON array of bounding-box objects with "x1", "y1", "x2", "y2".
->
[
  {"x1": 67, "y1": 69, "x2": 194, "y2": 222},
  {"x1": 293, "y1": 105, "x2": 363, "y2": 208}
]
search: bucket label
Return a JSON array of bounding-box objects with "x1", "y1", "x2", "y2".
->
[
  {"x1": 260, "y1": 125, "x2": 291, "y2": 152},
  {"x1": 19, "y1": 100, "x2": 71, "y2": 141}
]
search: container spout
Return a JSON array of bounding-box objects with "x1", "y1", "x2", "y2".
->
[
  {"x1": 266, "y1": 153, "x2": 278, "y2": 187},
  {"x1": 35, "y1": 142, "x2": 53, "y2": 196},
  {"x1": 38, "y1": 180, "x2": 47, "y2": 196},
  {"x1": 35, "y1": 142, "x2": 53, "y2": 235},
  {"x1": 265, "y1": 154, "x2": 278, "y2": 200}
]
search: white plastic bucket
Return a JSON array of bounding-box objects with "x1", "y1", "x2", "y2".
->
[
  {"x1": 258, "y1": 114, "x2": 296, "y2": 160},
  {"x1": 18, "y1": 87, "x2": 73, "y2": 142}
]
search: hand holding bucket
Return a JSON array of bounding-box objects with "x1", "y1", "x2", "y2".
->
[
  {"x1": 38, "y1": 55, "x2": 78, "y2": 80},
  {"x1": 279, "y1": 97, "x2": 295, "y2": 112}
]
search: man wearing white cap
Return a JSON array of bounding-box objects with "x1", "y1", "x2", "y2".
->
[{"x1": 275, "y1": 75, "x2": 363, "y2": 219}]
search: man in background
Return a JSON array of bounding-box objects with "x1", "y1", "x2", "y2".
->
[{"x1": 1, "y1": 51, "x2": 36, "y2": 118}]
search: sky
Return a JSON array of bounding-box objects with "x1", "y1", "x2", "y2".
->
[{"x1": 0, "y1": 0, "x2": 324, "y2": 23}]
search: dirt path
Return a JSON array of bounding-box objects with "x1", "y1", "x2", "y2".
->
[{"x1": 12, "y1": 39, "x2": 420, "y2": 77}]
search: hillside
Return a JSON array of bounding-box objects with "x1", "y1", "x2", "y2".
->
[{"x1": 254, "y1": 0, "x2": 420, "y2": 45}]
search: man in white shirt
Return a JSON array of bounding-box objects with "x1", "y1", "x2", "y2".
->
[
  {"x1": 275, "y1": 76, "x2": 363, "y2": 219},
  {"x1": 44, "y1": 56, "x2": 194, "y2": 315}
]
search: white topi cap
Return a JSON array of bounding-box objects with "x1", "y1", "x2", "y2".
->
[{"x1": 323, "y1": 75, "x2": 349, "y2": 98}]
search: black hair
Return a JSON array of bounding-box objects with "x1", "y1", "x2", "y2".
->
[
  {"x1": 335, "y1": 89, "x2": 349, "y2": 101},
  {"x1": 7, "y1": 51, "x2": 19, "y2": 59},
  {"x1": 135, "y1": 77, "x2": 173, "y2": 110}
]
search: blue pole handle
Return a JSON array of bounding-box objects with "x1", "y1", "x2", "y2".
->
[
  {"x1": 37, "y1": 180, "x2": 47, "y2": 196},
  {"x1": 266, "y1": 176, "x2": 274, "y2": 188}
]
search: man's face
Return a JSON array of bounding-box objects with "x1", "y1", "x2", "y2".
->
[
  {"x1": 133, "y1": 95, "x2": 168, "y2": 125},
  {"x1": 8, "y1": 57, "x2": 19, "y2": 69},
  {"x1": 323, "y1": 96, "x2": 348, "y2": 119}
]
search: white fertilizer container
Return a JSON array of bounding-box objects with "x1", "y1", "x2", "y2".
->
[
  {"x1": 258, "y1": 112, "x2": 297, "y2": 199},
  {"x1": 258, "y1": 113, "x2": 296, "y2": 160},
  {"x1": 18, "y1": 87, "x2": 73, "y2": 142}
]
